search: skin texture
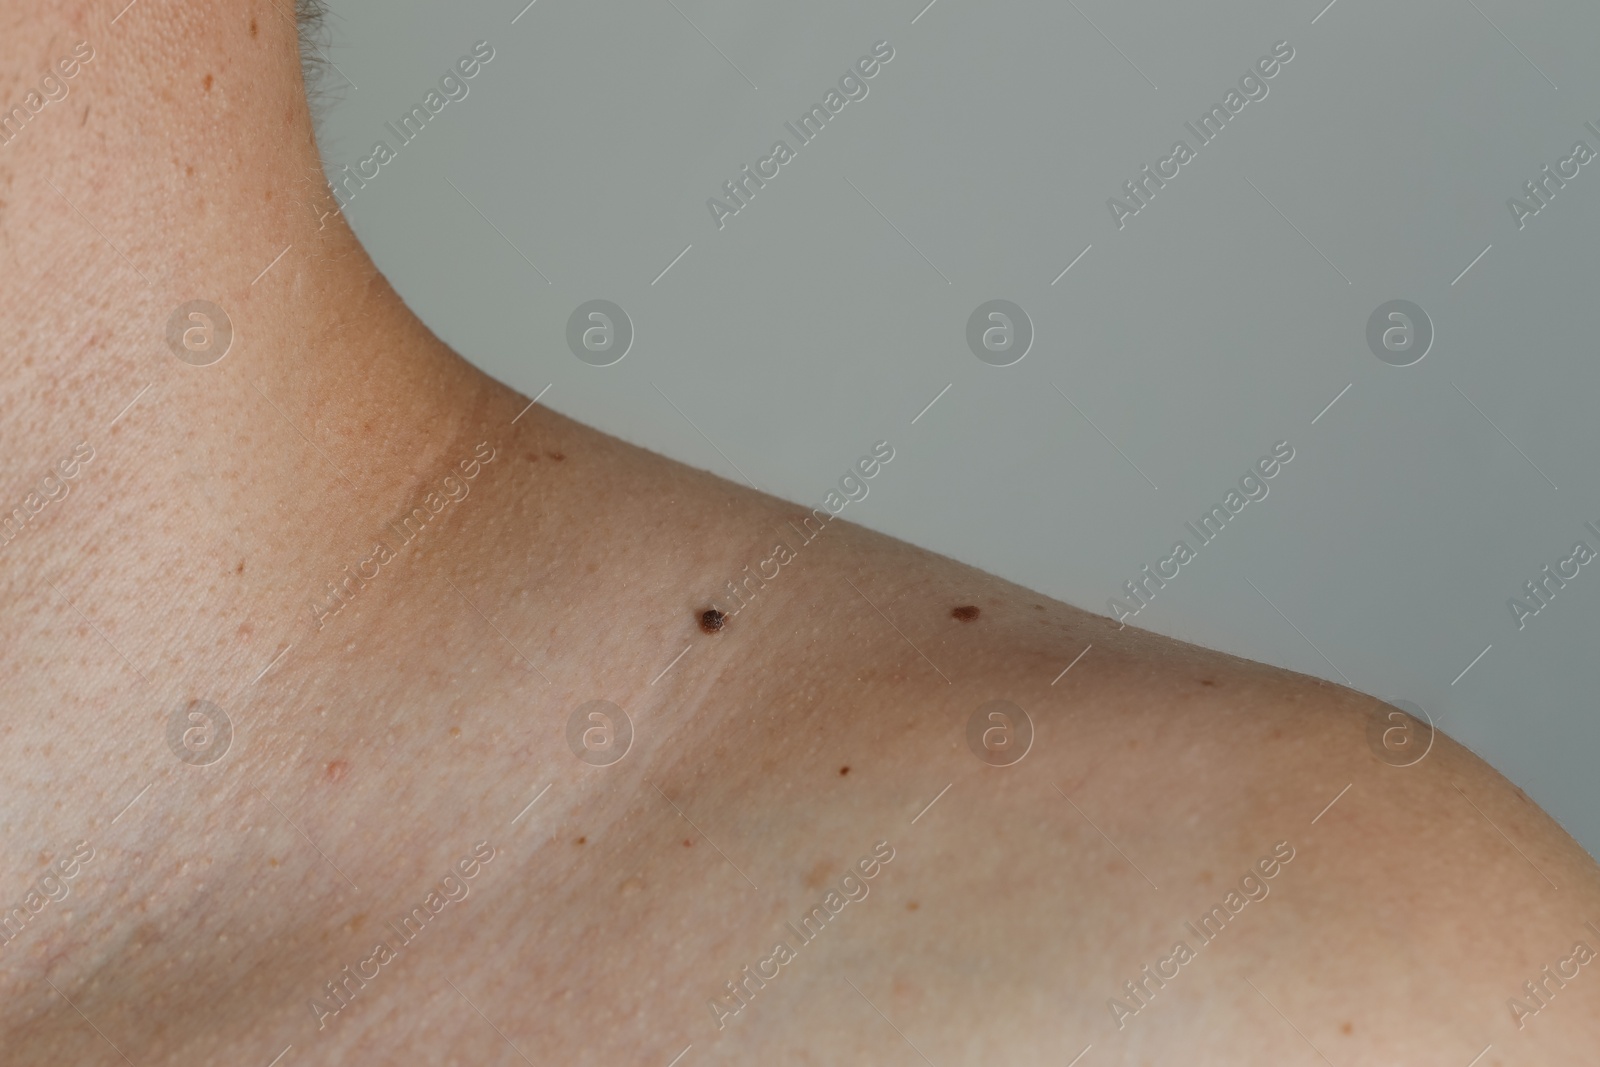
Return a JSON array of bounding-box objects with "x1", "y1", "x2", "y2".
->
[{"x1": 1, "y1": 3, "x2": 1598, "y2": 1064}]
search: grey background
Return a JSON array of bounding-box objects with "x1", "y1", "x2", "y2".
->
[{"x1": 311, "y1": 0, "x2": 1600, "y2": 854}]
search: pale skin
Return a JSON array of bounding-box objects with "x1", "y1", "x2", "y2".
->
[{"x1": 0, "y1": 3, "x2": 1597, "y2": 1064}]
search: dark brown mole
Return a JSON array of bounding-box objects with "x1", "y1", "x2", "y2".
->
[
  {"x1": 1199, "y1": 678, "x2": 1217, "y2": 687},
  {"x1": 249, "y1": 17, "x2": 258, "y2": 37},
  {"x1": 839, "y1": 766, "x2": 849, "y2": 776},
  {"x1": 699, "y1": 608, "x2": 725, "y2": 633},
  {"x1": 235, "y1": 560, "x2": 245, "y2": 575},
  {"x1": 951, "y1": 605, "x2": 980, "y2": 622},
  {"x1": 574, "y1": 836, "x2": 586, "y2": 845},
  {"x1": 202, "y1": 73, "x2": 213, "y2": 91}
]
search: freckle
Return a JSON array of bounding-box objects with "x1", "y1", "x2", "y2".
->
[
  {"x1": 268, "y1": 857, "x2": 280, "y2": 867},
  {"x1": 1199, "y1": 678, "x2": 1217, "y2": 687},
  {"x1": 575, "y1": 836, "x2": 586, "y2": 845},
  {"x1": 325, "y1": 760, "x2": 350, "y2": 783},
  {"x1": 699, "y1": 608, "x2": 725, "y2": 634},
  {"x1": 347, "y1": 913, "x2": 366, "y2": 932},
  {"x1": 235, "y1": 560, "x2": 245, "y2": 575},
  {"x1": 906, "y1": 901, "x2": 919, "y2": 911},
  {"x1": 802, "y1": 859, "x2": 832, "y2": 890},
  {"x1": 525, "y1": 452, "x2": 539, "y2": 462},
  {"x1": 1197, "y1": 870, "x2": 1213, "y2": 885},
  {"x1": 1340, "y1": 1021, "x2": 1353, "y2": 1035},
  {"x1": 264, "y1": 190, "x2": 272, "y2": 203},
  {"x1": 202, "y1": 73, "x2": 213, "y2": 91},
  {"x1": 951, "y1": 605, "x2": 980, "y2": 622},
  {"x1": 682, "y1": 839, "x2": 693, "y2": 847},
  {"x1": 448, "y1": 726, "x2": 461, "y2": 738},
  {"x1": 249, "y1": 18, "x2": 258, "y2": 36},
  {"x1": 185, "y1": 164, "x2": 194, "y2": 178},
  {"x1": 547, "y1": 451, "x2": 565, "y2": 461},
  {"x1": 1033, "y1": 604, "x2": 1044, "y2": 611},
  {"x1": 839, "y1": 766, "x2": 849, "y2": 776}
]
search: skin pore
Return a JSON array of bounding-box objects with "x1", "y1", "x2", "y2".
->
[{"x1": 1, "y1": 2, "x2": 1598, "y2": 1064}]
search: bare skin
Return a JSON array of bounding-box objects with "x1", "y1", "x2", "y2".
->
[{"x1": 0, "y1": 3, "x2": 1597, "y2": 1064}]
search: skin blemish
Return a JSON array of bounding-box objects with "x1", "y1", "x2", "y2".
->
[
  {"x1": 202, "y1": 73, "x2": 213, "y2": 91},
  {"x1": 1340, "y1": 1022, "x2": 1353, "y2": 1035},
  {"x1": 525, "y1": 451, "x2": 539, "y2": 462},
  {"x1": 249, "y1": 18, "x2": 258, "y2": 37},
  {"x1": 682, "y1": 839, "x2": 693, "y2": 847},
  {"x1": 906, "y1": 901, "x2": 919, "y2": 911},
  {"x1": 839, "y1": 766, "x2": 849, "y2": 776},
  {"x1": 951, "y1": 605, "x2": 980, "y2": 622},
  {"x1": 325, "y1": 760, "x2": 349, "y2": 783},
  {"x1": 448, "y1": 726, "x2": 461, "y2": 737},
  {"x1": 547, "y1": 451, "x2": 565, "y2": 461},
  {"x1": 575, "y1": 836, "x2": 586, "y2": 845},
  {"x1": 235, "y1": 560, "x2": 245, "y2": 575},
  {"x1": 1199, "y1": 678, "x2": 1218, "y2": 687},
  {"x1": 699, "y1": 609, "x2": 725, "y2": 634},
  {"x1": 802, "y1": 859, "x2": 833, "y2": 890}
]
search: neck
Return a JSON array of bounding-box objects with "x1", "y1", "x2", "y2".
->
[{"x1": 0, "y1": 0, "x2": 570, "y2": 699}]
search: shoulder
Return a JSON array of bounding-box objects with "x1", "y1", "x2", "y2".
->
[{"x1": 685, "y1": 515, "x2": 1600, "y2": 1060}]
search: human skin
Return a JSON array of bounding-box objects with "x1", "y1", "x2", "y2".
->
[{"x1": 0, "y1": 3, "x2": 1597, "y2": 1064}]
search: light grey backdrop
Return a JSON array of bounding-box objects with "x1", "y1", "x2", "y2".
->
[{"x1": 312, "y1": 0, "x2": 1600, "y2": 855}]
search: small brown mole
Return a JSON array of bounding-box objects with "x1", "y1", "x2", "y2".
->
[
  {"x1": 682, "y1": 839, "x2": 693, "y2": 847},
  {"x1": 906, "y1": 901, "x2": 920, "y2": 911},
  {"x1": 249, "y1": 17, "x2": 258, "y2": 37},
  {"x1": 951, "y1": 605, "x2": 980, "y2": 622},
  {"x1": 235, "y1": 560, "x2": 245, "y2": 575},
  {"x1": 325, "y1": 760, "x2": 350, "y2": 783},
  {"x1": 1199, "y1": 678, "x2": 1218, "y2": 687},
  {"x1": 574, "y1": 836, "x2": 586, "y2": 845},
  {"x1": 699, "y1": 608, "x2": 725, "y2": 633},
  {"x1": 839, "y1": 766, "x2": 850, "y2": 776},
  {"x1": 547, "y1": 451, "x2": 565, "y2": 461},
  {"x1": 202, "y1": 73, "x2": 213, "y2": 91},
  {"x1": 1340, "y1": 1021, "x2": 1353, "y2": 1035}
]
